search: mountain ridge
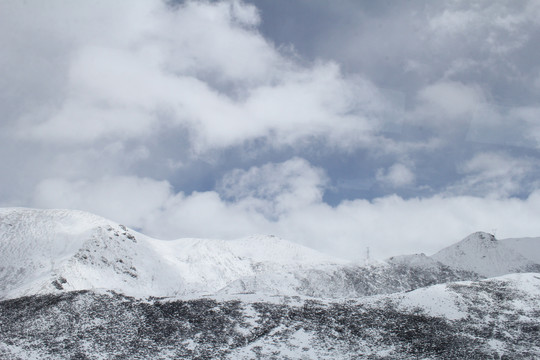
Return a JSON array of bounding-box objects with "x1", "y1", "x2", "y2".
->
[{"x1": 1, "y1": 208, "x2": 539, "y2": 300}]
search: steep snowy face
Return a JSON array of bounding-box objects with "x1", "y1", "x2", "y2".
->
[
  {"x1": 431, "y1": 232, "x2": 540, "y2": 277},
  {"x1": 0, "y1": 208, "x2": 193, "y2": 299},
  {"x1": 0, "y1": 208, "x2": 113, "y2": 298}
]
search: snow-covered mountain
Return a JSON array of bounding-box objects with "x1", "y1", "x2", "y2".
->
[
  {"x1": 2, "y1": 207, "x2": 540, "y2": 359},
  {"x1": 0, "y1": 208, "x2": 346, "y2": 300},
  {"x1": 2, "y1": 208, "x2": 539, "y2": 300},
  {"x1": 0, "y1": 208, "x2": 479, "y2": 300},
  {"x1": 432, "y1": 231, "x2": 540, "y2": 277}
]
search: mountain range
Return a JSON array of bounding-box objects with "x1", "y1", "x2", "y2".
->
[{"x1": 1, "y1": 207, "x2": 539, "y2": 359}]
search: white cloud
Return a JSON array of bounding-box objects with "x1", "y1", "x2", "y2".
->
[
  {"x1": 427, "y1": 1, "x2": 536, "y2": 55},
  {"x1": 33, "y1": 176, "x2": 173, "y2": 227},
  {"x1": 467, "y1": 105, "x2": 540, "y2": 148},
  {"x1": 162, "y1": 0, "x2": 278, "y2": 83},
  {"x1": 416, "y1": 81, "x2": 484, "y2": 119},
  {"x1": 509, "y1": 106, "x2": 540, "y2": 148},
  {"x1": 462, "y1": 152, "x2": 531, "y2": 179},
  {"x1": 449, "y1": 152, "x2": 537, "y2": 197},
  {"x1": 376, "y1": 163, "x2": 415, "y2": 188},
  {"x1": 6, "y1": 0, "x2": 392, "y2": 153},
  {"x1": 218, "y1": 157, "x2": 327, "y2": 218},
  {"x1": 428, "y1": 9, "x2": 481, "y2": 36}
]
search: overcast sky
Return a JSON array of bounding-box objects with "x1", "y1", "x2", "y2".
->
[{"x1": 2, "y1": 0, "x2": 540, "y2": 260}]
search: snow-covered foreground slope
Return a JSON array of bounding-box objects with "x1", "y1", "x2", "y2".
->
[
  {"x1": 2, "y1": 274, "x2": 539, "y2": 359},
  {"x1": 432, "y1": 232, "x2": 540, "y2": 277}
]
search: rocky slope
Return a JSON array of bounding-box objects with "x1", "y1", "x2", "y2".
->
[{"x1": 1, "y1": 273, "x2": 539, "y2": 359}]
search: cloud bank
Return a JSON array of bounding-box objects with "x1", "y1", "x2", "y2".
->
[{"x1": 33, "y1": 158, "x2": 540, "y2": 260}]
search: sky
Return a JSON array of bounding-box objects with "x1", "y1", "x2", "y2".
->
[{"x1": 2, "y1": 0, "x2": 540, "y2": 260}]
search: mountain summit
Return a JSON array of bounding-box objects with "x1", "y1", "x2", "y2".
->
[{"x1": 432, "y1": 231, "x2": 540, "y2": 277}]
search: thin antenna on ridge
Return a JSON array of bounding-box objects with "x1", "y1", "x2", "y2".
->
[{"x1": 366, "y1": 246, "x2": 370, "y2": 264}]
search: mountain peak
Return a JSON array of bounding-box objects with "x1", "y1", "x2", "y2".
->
[
  {"x1": 432, "y1": 231, "x2": 536, "y2": 277},
  {"x1": 462, "y1": 231, "x2": 496, "y2": 243}
]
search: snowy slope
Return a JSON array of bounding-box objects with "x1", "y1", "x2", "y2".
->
[
  {"x1": 431, "y1": 231, "x2": 540, "y2": 277},
  {"x1": 381, "y1": 272, "x2": 540, "y2": 321},
  {"x1": 0, "y1": 208, "x2": 346, "y2": 299},
  {"x1": 2, "y1": 208, "x2": 540, "y2": 358},
  {"x1": 0, "y1": 208, "x2": 193, "y2": 299}
]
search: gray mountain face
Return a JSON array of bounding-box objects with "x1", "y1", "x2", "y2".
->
[{"x1": 218, "y1": 256, "x2": 480, "y2": 298}]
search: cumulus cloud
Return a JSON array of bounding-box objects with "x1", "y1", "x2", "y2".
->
[
  {"x1": 376, "y1": 163, "x2": 416, "y2": 188},
  {"x1": 467, "y1": 105, "x2": 540, "y2": 148},
  {"x1": 5, "y1": 0, "x2": 393, "y2": 153},
  {"x1": 33, "y1": 176, "x2": 173, "y2": 227},
  {"x1": 427, "y1": 1, "x2": 540, "y2": 55},
  {"x1": 217, "y1": 157, "x2": 327, "y2": 218},
  {"x1": 416, "y1": 81, "x2": 484, "y2": 119},
  {"x1": 449, "y1": 152, "x2": 539, "y2": 197},
  {"x1": 505, "y1": 107, "x2": 540, "y2": 149}
]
